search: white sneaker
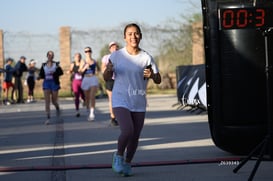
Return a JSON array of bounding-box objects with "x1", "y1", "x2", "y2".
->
[{"x1": 87, "y1": 113, "x2": 95, "y2": 121}]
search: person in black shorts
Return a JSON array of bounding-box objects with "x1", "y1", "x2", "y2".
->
[{"x1": 101, "y1": 41, "x2": 119, "y2": 126}]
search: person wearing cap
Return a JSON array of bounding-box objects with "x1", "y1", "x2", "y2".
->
[
  {"x1": 14, "y1": 56, "x2": 28, "y2": 103},
  {"x1": 101, "y1": 41, "x2": 119, "y2": 126},
  {"x1": 2, "y1": 58, "x2": 15, "y2": 105},
  {"x1": 25, "y1": 59, "x2": 38, "y2": 103}
]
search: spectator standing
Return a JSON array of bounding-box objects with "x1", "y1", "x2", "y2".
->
[
  {"x1": 101, "y1": 41, "x2": 119, "y2": 126},
  {"x1": 68, "y1": 52, "x2": 85, "y2": 117},
  {"x1": 104, "y1": 23, "x2": 161, "y2": 176},
  {"x1": 14, "y1": 56, "x2": 28, "y2": 103},
  {"x1": 79, "y1": 47, "x2": 99, "y2": 121},
  {"x1": 25, "y1": 59, "x2": 38, "y2": 103},
  {"x1": 38, "y1": 51, "x2": 63, "y2": 125},
  {"x1": 0, "y1": 68, "x2": 3, "y2": 104},
  {"x1": 2, "y1": 58, "x2": 15, "y2": 105}
]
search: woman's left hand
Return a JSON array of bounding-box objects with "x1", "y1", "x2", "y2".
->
[{"x1": 143, "y1": 68, "x2": 153, "y2": 79}]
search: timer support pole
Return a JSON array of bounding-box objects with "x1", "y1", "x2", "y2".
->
[{"x1": 233, "y1": 27, "x2": 273, "y2": 181}]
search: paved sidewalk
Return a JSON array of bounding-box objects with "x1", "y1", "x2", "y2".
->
[{"x1": 0, "y1": 94, "x2": 272, "y2": 181}]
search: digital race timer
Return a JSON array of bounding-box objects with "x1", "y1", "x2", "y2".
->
[{"x1": 218, "y1": 6, "x2": 273, "y2": 30}]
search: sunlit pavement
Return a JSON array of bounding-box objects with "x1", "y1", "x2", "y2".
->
[{"x1": 0, "y1": 95, "x2": 272, "y2": 181}]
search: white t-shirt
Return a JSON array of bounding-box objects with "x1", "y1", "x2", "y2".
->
[
  {"x1": 101, "y1": 54, "x2": 110, "y2": 65},
  {"x1": 110, "y1": 47, "x2": 159, "y2": 112},
  {"x1": 44, "y1": 63, "x2": 57, "y2": 80}
]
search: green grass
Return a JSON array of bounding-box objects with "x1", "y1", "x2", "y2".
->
[{"x1": 147, "y1": 88, "x2": 176, "y2": 95}]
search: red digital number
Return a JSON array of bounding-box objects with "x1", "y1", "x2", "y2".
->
[
  {"x1": 221, "y1": 7, "x2": 267, "y2": 29},
  {"x1": 222, "y1": 10, "x2": 234, "y2": 28},
  {"x1": 236, "y1": 9, "x2": 248, "y2": 28},
  {"x1": 256, "y1": 9, "x2": 265, "y2": 27}
]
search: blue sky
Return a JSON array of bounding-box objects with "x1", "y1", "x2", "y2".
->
[{"x1": 0, "y1": 0, "x2": 201, "y2": 33}]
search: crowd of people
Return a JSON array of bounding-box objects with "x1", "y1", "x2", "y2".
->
[
  {"x1": 2, "y1": 56, "x2": 34, "y2": 105},
  {"x1": 0, "y1": 46, "x2": 112, "y2": 124},
  {"x1": 0, "y1": 23, "x2": 162, "y2": 177},
  {"x1": 0, "y1": 44, "x2": 121, "y2": 125}
]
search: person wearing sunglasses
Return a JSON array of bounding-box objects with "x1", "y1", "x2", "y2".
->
[{"x1": 79, "y1": 47, "x2": 99, "y2": 121}]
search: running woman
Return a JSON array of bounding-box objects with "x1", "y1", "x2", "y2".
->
[
  {"x1": 38, "y1": 51, "x2": 63, "y2": 125},
  {"x1": 68, "y1": 52, "x2": 85, "y2": 117},
  {"x1": 79, "y1": 47, "x2": 99, "y2": 121},
  {"x1": 104, "y1": 23, "x2": 161, "y2": 176}
]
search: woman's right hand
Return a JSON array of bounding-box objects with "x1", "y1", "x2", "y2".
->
[
  {"x1": 103, "y1": 59, "x2": 114, "y2": 81},
  {"x1": 106, "y1": 59, "x2": 113, "y2": 72}
]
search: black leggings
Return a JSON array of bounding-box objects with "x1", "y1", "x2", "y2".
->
[
  {"x1": 113, "y1": 107, "x2": 145, "y2": 162},
  {"x1": 27, "y1": 77, "x2": 35, "y2": 96}
]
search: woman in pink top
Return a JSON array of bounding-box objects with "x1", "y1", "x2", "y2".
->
[{"x1": 68, "y1": 52, "x2": 85, "y2": 117}]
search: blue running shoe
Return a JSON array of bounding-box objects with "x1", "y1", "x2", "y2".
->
[
  {"x1": 122, "y1": 162, "x2": 133, "y2": 177},
  {"x1": 112, "y1": 152, "x2": 124, "y2": 174}
]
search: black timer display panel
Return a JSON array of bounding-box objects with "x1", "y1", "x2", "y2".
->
[{"x1": 218, "y1": 6, "x2": 273, "y2": 30}]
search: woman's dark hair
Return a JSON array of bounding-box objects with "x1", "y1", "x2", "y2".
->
[
  {"x1": 84, "y1": 46, "x2": 92, "y2": 52},
  {"x1": 6, "y1": 57, "x2": 14, "y2": 63},
  {"x1": 46, "y1": 50, "x2": 54, "y2": 57},
  {"x1": 123, "y1": 23, "x2": 142, "y2": 38},
  {"x1": 75, "y1": 52, "x2": 82, "y2": 60}
]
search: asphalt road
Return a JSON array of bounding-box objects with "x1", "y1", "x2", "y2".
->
[{"x1": 0, "y1": 94, "x2": 272, "y2": 181}]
